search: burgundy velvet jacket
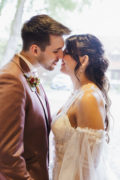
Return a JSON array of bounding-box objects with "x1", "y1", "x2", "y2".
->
[{"x1": 0, "y1": 55, "x2": 52, "y2": 180}]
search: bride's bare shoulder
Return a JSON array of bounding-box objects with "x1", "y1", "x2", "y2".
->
[
  {"x1": 77, "y1": 85, "x2": 104, "y2": 106},
  {"x1": 76, "y1": 87, "x2": 105, "y2": 130}
]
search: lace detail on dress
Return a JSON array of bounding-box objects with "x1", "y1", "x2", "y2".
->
[{"x1": 76, "y1": 127, "x2": 105, "y2": 141}]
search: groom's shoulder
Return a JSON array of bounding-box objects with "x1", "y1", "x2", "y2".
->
[
  {"x1": 0, "y1": 55, "x2": 24, "y2": 80},
  {"x1": 0, "y1": 60, "x2": 25, "y2": 92}
]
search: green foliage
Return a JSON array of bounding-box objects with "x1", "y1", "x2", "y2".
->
[
  {"x1": 78, "y1": 0, "x2": 92, "y2": 11},
  {"x1": 0, "y1": 0, "x2": 10, "y2": 14},
  {"x1": 47, "y1": 0, "x2": 94, "y2": 18},
  {"x1": 48, "y1": 0, "x2": 77, "y2": 11}
]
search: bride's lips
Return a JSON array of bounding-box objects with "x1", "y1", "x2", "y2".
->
[{"x1": 60, "y1": 62, "x2": 65, "y2": 71}]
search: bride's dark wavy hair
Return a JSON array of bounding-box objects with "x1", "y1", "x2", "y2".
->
[{"x1": 65, "y1": 34, "x2": 111, "y2": 131}]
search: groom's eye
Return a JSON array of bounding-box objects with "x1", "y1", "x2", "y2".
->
[{"x1": 53, "y1": 50, "x2": 58, "y2": 54}]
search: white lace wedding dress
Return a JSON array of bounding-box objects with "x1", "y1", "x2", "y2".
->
[{"x1": 51, "y1": 86, "x2": 118, "y2": 180}]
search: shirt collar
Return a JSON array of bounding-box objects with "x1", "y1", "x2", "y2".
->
[{"x1": 17, "y1": 53, "x2": 37, "y2": 73}]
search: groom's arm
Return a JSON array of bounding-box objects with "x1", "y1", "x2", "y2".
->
[{"x1": 0, "y1": 74, "x2": 33, "y2": 180}]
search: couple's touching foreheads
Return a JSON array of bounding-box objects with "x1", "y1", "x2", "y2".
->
[{"x1": 0, "y1": 14, "x2": 117, "y2": 180}]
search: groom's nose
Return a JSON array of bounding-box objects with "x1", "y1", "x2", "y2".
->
[{"x1": 58, "y1": 50, "x2": 63, "y2": 59}]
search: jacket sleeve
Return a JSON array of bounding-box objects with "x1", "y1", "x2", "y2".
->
[{"x1": 0, "y1": 74, "x2": 33, "y2": 180}]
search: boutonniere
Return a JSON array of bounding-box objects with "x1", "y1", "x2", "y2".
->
[{"x1": 24, "y1": 73, "x2": 40, "y2": 94}]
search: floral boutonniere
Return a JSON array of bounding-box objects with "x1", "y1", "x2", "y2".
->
[{"x1": 24, "y1": 73, "x2": 40, "y2": 93}]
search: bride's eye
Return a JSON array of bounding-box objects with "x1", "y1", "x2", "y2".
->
[
  {"x1": 63, "y1": 50, "x2": 69, "y2": 56},
  {"x1": 63, "y1": 51, "x2": 66, "y2": 57}
]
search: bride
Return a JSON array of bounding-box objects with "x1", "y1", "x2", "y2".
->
[{"x1": 51, "y1": 34, "x2": 116, "y2": 180}]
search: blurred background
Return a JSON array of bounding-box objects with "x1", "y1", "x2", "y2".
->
[{"x1": 0, "y1": 0, "x2": 120, "y2": 178}]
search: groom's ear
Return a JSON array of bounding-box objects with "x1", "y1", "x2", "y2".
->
[
  {"x1": 30, "y1": 44, "x2": 42, "y2": 56},
  {"x1": 79, "y1": 55, "x2": 89, "y2": 70}
]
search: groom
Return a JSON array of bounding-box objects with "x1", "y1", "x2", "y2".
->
[{"x1": 0, "y1": 14, "x2": 70, "y2": 180}]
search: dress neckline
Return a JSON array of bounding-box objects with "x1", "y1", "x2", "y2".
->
[
  {"x1": 65, "y1": 114, "x2": 105, "y2": 133},
  {"x1": 53, "y1": 83, "x2": 105, "y2": 126}
]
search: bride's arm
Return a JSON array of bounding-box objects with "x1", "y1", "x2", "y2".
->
[
  {"x1": 76, "y1": 90, "x2": 106, "y2": 179},
  {"x1": 58, "y1": 128, "x2": 105, "y2": 180},
  {"x1": 76, "y1": 90, "x2": 105, "y2": 130}
]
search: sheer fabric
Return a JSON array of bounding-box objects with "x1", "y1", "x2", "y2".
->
[
  {"x1": 51, "y1": 86, "x2": 117, "y2": 180},
  {"x1": 52, "y1": 114, "x2": 108, "y2": 180}
]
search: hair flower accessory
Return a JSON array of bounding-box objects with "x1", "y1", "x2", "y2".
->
[{"x1": 24, "y1": 73, "x2": 40, "y2": 93}]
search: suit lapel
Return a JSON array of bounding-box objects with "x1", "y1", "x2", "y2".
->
[
  {"x1": 35, "y1": 90, "x2": 49, "y2": 134},
  {"x1": 12, "y1": 55, "x2": 49, "y2": 134},
  {"x1": 37, "y1": 92, "x2": 48, "y2": 120}
]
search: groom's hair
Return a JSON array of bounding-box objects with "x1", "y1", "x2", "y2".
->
[{"x1": 21, "y1": 14, "x2": 71, "y2": 51}]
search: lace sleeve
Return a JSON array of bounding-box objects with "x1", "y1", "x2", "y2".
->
[{"x1": 58, "y1": 127, "x2": 106, "y2": 180}]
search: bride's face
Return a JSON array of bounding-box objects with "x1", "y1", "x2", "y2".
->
[{"x1": 60, "y1": 54, "x2": 77, "y2": 75}]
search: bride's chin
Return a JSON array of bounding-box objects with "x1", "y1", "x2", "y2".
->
[
  {"x1": 60, "y1": 69, "x2": 68, "y2": 75},
  {"x1": 60, "y1": 66, "x2": 64, "y2": 72},
  {"x1": 60, "y1": 66, "x2": 69, "y2": 75},
  {"x1": 60, "y1": 69, "x2": 64, "y2": 73}
]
